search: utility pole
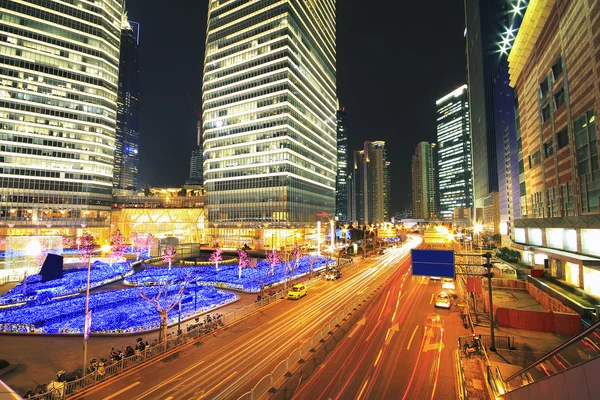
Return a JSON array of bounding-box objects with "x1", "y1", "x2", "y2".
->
[{"x1": 483, "y1": 252, "x2": 496, "y2": 352}]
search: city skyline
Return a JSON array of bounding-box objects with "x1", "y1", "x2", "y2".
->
[{"x1": 123, "y1": 0, "x2": 466, "y2": 212}]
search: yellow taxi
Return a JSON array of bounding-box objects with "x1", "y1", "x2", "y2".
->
[{"x1": 287, "y1": 284, "x2": 307, "y2": 300}]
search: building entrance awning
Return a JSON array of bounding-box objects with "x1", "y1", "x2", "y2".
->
[{"x1": 527, "y1": 246, "x2": 600, "y2": 267}]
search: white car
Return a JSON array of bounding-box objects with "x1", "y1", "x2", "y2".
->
[
  {"x1": 441, "y1": 278, "x2": 455, "y2": 291},
  {"x1": 435, "y1": 292, "x2": 451, "y2": 309}
]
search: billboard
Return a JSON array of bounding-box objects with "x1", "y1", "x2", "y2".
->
[{"x1": 411, "y1": 249, "x2": 455, "y2": 278}]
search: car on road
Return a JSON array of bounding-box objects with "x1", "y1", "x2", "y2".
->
[
  {"x1": 424, "y1": 313, "x2": 444, "y2": 335},
  {"x1": 434, "y1": 292, "x2": 451, "y2": 309},
  {"x1": 287, "y1": 284, "x2": 307, "y2": 299},
  {"x1": 441, "y1": 278, "x2": 455, "y2": 291},
  {"x1": 325, "y1": 269, "x2": 342, "y2": 280}
]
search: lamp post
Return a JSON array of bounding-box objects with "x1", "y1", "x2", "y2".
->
[
  {"x1": 483, "y1": 252, "x2": 496, "y2": 351},
  {"x1": 330, "y1": 220, "x2": 335, "y2": 249},
  {"x1": 317, "y1": 221, "x2": 321, "y2": 256}
]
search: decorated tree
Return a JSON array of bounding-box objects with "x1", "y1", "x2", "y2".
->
[
  {"x1": 237, "y1": 249, "x2": 250, "y2": 279},
  {"x1": 79, "y1": 232, "x2": 97, "y2": 265},
  {"x1": 266, "y1": 250, "x2": 280, "y2": 274},
  {"x1": 250, "y1": 258, "x2": 272, "y2": 299},
  {"x1": 209, "y1": 247, "x2": 223, "y2": 271},
  {"x1": 109, "y1": 229, "x2": 127, "y2": 265},
  {"x1": 162, "y1": 245, "x2": 176, "y2": 270},
  {"x1": 138, "y1": 271, "x2": 195, "y2": 343},
  {"x1": 308, "y1": 253, "x2": 319, "y2": 279},
  {"x1": 284, "y1": 245, "x2": 302, "y2": 289},
  {"x1": 132, "y1": 233, "x2": 153, "y2": 260}
]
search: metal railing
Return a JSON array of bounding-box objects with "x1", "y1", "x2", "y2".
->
[
  {"x1": 478, "y1": 334, "x2": 514, "y2": 350},
  {"x1": 503, "y1": 319, "x2": 600, "y2": 393},
  {"x1": 237, "y1": 254, "x2": 402, "y2": 400},
  {"x1": 23, "y1": 273, "x2": 327, "y2": 400}
]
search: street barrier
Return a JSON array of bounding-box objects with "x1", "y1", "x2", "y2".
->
[
  {"x1": 236, "y1": 253, "x2": 405, "y2": 400},
  {"x1": 24, "y1": 271, "x2": 329, "y2": 400}
]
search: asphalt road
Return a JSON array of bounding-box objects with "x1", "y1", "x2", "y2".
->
[
  {"x1": 78, "y1": 240, "x2": 423, "y2": 400},
  {"x1": 290, "y1": 252, "x2": 468, "y2": 400}
]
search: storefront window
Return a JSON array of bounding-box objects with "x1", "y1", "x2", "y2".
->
[
  {"x1": 528, "y1": 228, "x2": 543, "y2": 246},
  {"x1": 515, "y1": 228, "x2": 526, "y2": 244},
  {"x1": 546, "y1": 228, "x2": 564, "y2": 249},
  {"x1": 581, "y1": 229, "x2": 600, "y2": 257},
  {"x1": 583, "y1": 267, "x2": 600, "y2": 297},
  {"x1": 565, "y1": 262, "x2": 580, "y2": 287}
]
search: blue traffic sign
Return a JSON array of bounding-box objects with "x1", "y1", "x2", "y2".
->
[{"x1": 411, "y1": 249, "x2": 455, "y2": 278}]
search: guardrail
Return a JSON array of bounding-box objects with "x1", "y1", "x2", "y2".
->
[
  {"x1": 236, "y1": 253, "x2": 403, "y2": 399},
  {"x1": 23, "y1": 272, "x2": 328, "y2": 400}
]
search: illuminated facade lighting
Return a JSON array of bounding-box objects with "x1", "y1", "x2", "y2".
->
[
  {"x1": 436, "y1": 85, "x2": 472, "y2": 219},
  {"x1": 0, "y1": 0, "x2": 124, "y2": 230},
  {"x1": 335, "y1": 107, "x2": 348, "y2": 223},
  {"x1": 202, "y1": 0, "x2": 337, "y2": 226}
]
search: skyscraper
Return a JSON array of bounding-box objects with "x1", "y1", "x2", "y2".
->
[
  {"x1": 113, "y1": 17, "x2": 140, "y2": 196},
  {"x1": 464, "y1": 0, "x2": 502, "y2": 210},
  {"x1": 335, "y1": 107, "x2": 348, "y2": 223},
  {"x1": 351, "y1": 141, "x2": 390, "y2": 225},
  {"x1": 186, "y1": 121, "x2": 204, "y2": 186},
  {"x1": 436, "y1": 85, "x2": 472, "y2": 219},
  {"x1": 0, "y1": 0, "x2": 124, "y2": 233},
  {"x1": 202, "y1": 0, "x2": 337, "y2": 227},
  {"x1": 412, "y1": 142, "x2": 436, "y2": 219}
]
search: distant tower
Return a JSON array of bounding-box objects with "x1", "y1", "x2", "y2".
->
[
  {"x1": 412, "y1": 142, "x2": 437, "y2": 219},
  {"x1": 186, "y1": 121, "x2": 204, "y2": 186},
  {"x1": 436, "y1": 85, "x2": 472, "y2": 219},
  {"x1": 113, "y1": 16, "x2": 140, "y2": 195},
  {"x1": 351, "y1": 141, "x2": 390, "y2": 225},
  {"x1": 335, "y1": 108, "x2": 349, "y2": 223}
]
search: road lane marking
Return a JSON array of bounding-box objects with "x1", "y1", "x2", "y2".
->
[
  {"x1": 164, "y1": 397, "x2": 174, "y2": 400},
  {"x1": 102, "y1": 382, "x2": 140, "y2": 400},
  {"x1": 430, "y1": 292, "x2": 435, "y2": 305},
  {"x1": 365, "y1": 320, "x2": 381, "y2": 342},
  {"x1": 136, "y1": 361, "x2": 204, "y2": 399},
  {"x1": 356, "y1": 378, "x2": 370, "y2": 400},
  {"x1": 374, "y1": 348, "x2": 384, "y2": 366},
  {"x1": 407, "y1": 325, "x2": 419, "y2": 350},
  {"x1": 348, "y1": 317, "x2": 366, "y2": 338},
  {"x1": 384, "y1": 323, "x2": 399, "y2": 345},
  {"x1": 197, "y1": 370, "x2": 237, "y2": 399}
]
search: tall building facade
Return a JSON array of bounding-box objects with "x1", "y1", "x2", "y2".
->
[
  {"x1": 202, "y1": 0, "x2": 337, "y2": 227},
  {"x1": 113, "y1": 17, "x2": 140, "y2": 195},
  {"x1": 436, "y1": 85, "x2": 472, "y2": 220},
  {"x1": 350, "y1": 141, "x2": 390, "y2": 225},
  {"x1": 335, "y1": 107, "x2": 348, "y2": 223},
  {"x1": 464, "y1": 0, "x2": 502, "y2": 211},
  {"x1": 0, "y1": 0, "x2": 124, "y2": 234},
  {"x1": 352, "y1": 149, "x2": 365, "y2": 225},
  {"x1": 508, "y1": 0, "x2": 600, "y2": 297},
  {"x1": 412, "y1": 142, "x2": 436, "y2": 219},
  {"x1": 186, "y1": 121, "x2": 204, "y2": 186},
  {"x1": 494, "y1": 60, "x2": 520, "y2": 237}
]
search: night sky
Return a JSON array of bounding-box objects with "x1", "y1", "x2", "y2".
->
[{"x1": 127, "y1": 0, "x2": 466, "y2": 213}]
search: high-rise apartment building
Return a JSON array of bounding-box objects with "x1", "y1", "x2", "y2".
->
[
  {"x1": 202, "y1": 0, "x2": 337, "y2": 227},
  {"x1": 507, "y1": 0, "x2": 600, "y2": 297},
  {"x1": 335, "y1": 107, "x2": 348, "y2": 223},
  {"x1": 186, "y1": 121, "x2": 204, "y2": 186},
  {"x1": 113, "y1": 17, "x2": 140, "y2": 196},
  {"x1": 0, "y1": 0, "x2": 124, "y2": 234},
  {"x1": 436, "y1": 85, "x2": 472, "y2": 220},
  {"x1": 412, "y1": 142, "x2": 436, "y2": 219}
]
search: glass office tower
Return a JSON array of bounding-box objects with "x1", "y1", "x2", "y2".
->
[
  {"x1": 113, "y1": 18, "x2": 140, "y2": 195},
  {"x1": 0, "y1": 0, "x2": 123, "y2": 232},
  {"x1": 436, "y1": 85, "x2": 472, "y2": 219},
  {"x1": 202, "y1": 0, "x2": 337, "y2": 227},
  {"x1": 335, "y1": 107, "x2": 348, "y2": 223}
]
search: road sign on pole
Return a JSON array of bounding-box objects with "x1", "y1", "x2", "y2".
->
[{"x1": 411, "y1": 249, "x2": 455, "y2": 278}]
